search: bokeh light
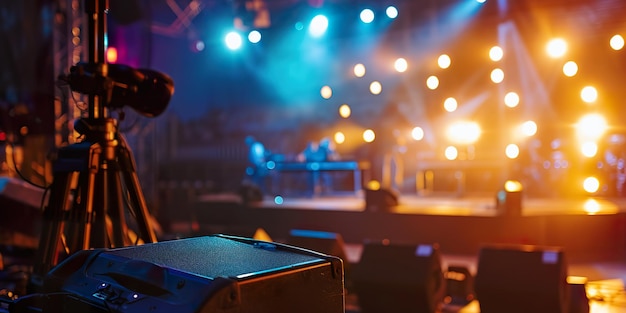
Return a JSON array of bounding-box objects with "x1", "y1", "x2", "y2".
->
[
  {"x1": 505, "y1": 144, "x2": 520, "y2": 159},
  {"x1": 363, "y1": 129, "x2": 376, "y2": 142},
  {"x1": 394, "y1": 58, "x2": 408, "y2": 72},
  {"x1": 563, "y1": 61, "x2": 578, "y2": 77},
  {"x1": 580, "y1": 86, "x2": 598, "y2": 103},
  {"x1": 489, "y1": 46, "x2": 504, "y2": 61},
  {"x1": 370, "y1": 81, "x2": 382, "y2": 95},
  {"x1": 438, "y1": 54, "x2": 451, "y2": 69},
  {"x1": 504, "y1": 92, "x2": 520, "y2": 108},
  {"x1": 339, "y1": 104, "x2": 351, "y2": 118},
  {"x1": 444, "y1": 97, "x2": 458, "y2": 112},
  {"x1": 445, "y1": 146, "x2": 459, "y2": 160},
  {"x1": 386, "y1": 6, "x2": 398, "y2": 19},
  {"x1": 610, "y1": 34, "x2": 625, "y2": 51},
  {"x1": 354, "y1": 63, "x2": 366, "y2": 77},
  {"x1": 412, "y1": 127, "x2": 425, "y2": 141},
  {"x1": 321, "y1": 85, "x2": 333, "y2": 99},
  {"x1": 491, "y1": 68, "x2": 504, "y2": 83},
  {"x1": 360, "y1": 9, "x2": 375, "y2": 24},
  {"x1": 426, "y1": 75, "x2": 440, "y2": 90},
  {"x1": 546, "y1": 38, "x2": 568, "y2": 58}
]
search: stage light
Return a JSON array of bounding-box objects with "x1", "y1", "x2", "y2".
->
[
  {"x1": 581, "y1": 142, "x2": 598, "y2": 158},
  {"x1": 321, "y1": 85, "x2": 333, "y2": 99},
  {"x1": 505, "y1": 144, "x2": 520, "y2": 159},
  {"x1": 369, "y1": 81, "x2": 382, "y2": 95},
  {"x1": 445, "y1": 146, "x2": 458, "y2": 160},
  {"x1": 394, "y1": 58, "x2": 408, "y2": 72},
  {"x1": 438, "y1": 54, "x2": 451, "y2": 69},
  {"x1": 583, "y1": 177, "x2": 600, "y2": 194},
  {"x1": 563, "y1": 61, "x2": 578, "y2": 77},
  {"x1": 446, "y1": 121, "x2": 481, "y2": 145},
  {"x1": 444, "y1": 97, "x2": 458, "y2": 112},
  {"x1": 576, "y1": 113, "x2": 607, "y2": 141},
  {"x1": 412, "y1": 127, "x2": 425, "y2": 141},
  {"x1": 309, "y1": 14, "x2": 328, "y2": 37},
  {"x1": 386, "y1": 6, "x2": 398, "y2": 19},
  {"x1": 546, "y1": 38, "x2": 567, "y2": 58},
  {"x1": 489, "y1": 46, "x2": 503, "y2": 62},
  {"x1": 426, "y1": 75, "x2": 440, "y2": 90},
  {"x1": 274, "y1": 195, "x2": 284, "y2": 205},
  {"x1": 106, "y1": 46, "x2": 118, "y2": 63},
  {"x1": 354, "y1": 63, "x2": 366, "y2": 77},
  {"x1": 334, "y1": 131, "x2": 345, "y2": 144},
  {"x1": 360, "y1": 9, "x2": 374, "y2": 24},
  {"x1": 580, "y1": 86, "x2": 598, "y2": 103},
  {"x1": 248, "y1": 30, "x2": 262, "y2": 43},
  {"x1": 490, "y1": 68, "x2": 504, "y2": 83},
  {"x1": 520, "y1": 120, "x2": 537, "y2": 137},
  {"x1": 339, "y1": 104, "x2": 351, "y2": 118},
  {"x1": 504, "y1": 92, "x2": 519, "y2": 108},
  {"x1": 225, "y1": 31, "x2": 243, "y2": 50},
  {"x1": 363, "y1": 129, "x2": 375, "y2": 143},
  {"x1": 610, "y1": 34, "x2": 624, "y2": 51}
]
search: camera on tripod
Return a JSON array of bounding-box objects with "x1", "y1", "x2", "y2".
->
[{"x1": 60, "y1": 62, "x2": 174, "y2": 118}]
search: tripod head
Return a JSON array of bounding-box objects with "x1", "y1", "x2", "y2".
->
[{"x1": 62, "y1": 0, "x2": 174, "y2": 119}]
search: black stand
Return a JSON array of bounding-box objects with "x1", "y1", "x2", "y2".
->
[{"x1": 32, "y1": 0, "x2": 157, "y2": 280}]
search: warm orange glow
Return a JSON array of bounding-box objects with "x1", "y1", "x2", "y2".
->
[
  {"x1": 334, "y1": 131, "x2": 345, "y2": 144},
  {"x1": 504, "y1": 180, "x2": 523, "y2": 192},
  {"x1": 339, "y1": 104, "x2": 351, "y2": 118},
  {"x1": 106, "y1": 46, "x2": 118, "y2": 63}
]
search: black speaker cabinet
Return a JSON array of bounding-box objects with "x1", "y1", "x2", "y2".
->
[
  {"x1": 286, "y1": 229, "x2": 351, "y2": 286},
  {"x1": 352, "y1": 242, "x2": 445, "y2": 313},
  {"x1": 474, "y1": 244, "x2": 569, "y2": 313},
  {"x1": 364, "y1": 188, "x2": 398, "y2": 212},
  {"x1": 43, "y1": 234, "x2": 344, "y2": 313}
]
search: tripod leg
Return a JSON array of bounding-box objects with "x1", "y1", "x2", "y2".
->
[
  {"x1": 34, "y1": 171, "x2": 74, "y2": 277},
  {"x1": 117, "y1": 136, "x2": 157, "y2": 244},
  {"x1": 105, "y1": 161, "x2": 130, "y2": 247}
]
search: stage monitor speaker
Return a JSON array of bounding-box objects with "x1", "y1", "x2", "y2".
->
[
  {"x1": 364, "y1": 188, "x2": 398, "y2": 212},
  {"x1": 352, "y1": 242, "x2": 445, "y2": 313},
  {"x1": 474, "y1": 244, "x2": 569, "y2": 313},
  {"x1": 286, "y1": 229, "x2": 351, "y2": 284},
  {"x1": 42, "y1": 234, "x2": 344, "y2": 313}
]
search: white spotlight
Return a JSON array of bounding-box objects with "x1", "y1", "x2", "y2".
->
[
  {"x1": 309, "y1": 14, "x2": 329, "y2": 38},
  {"x1": 225, "y1": 31, "x2": 243, "y2": 50},
  {"x1": 360, "y1": 9, "x2": 375, "y2": 24}
]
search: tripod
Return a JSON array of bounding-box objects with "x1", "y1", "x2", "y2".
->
[{"x1": 32, "y1": 0, "x2": 160, "y2": 281}]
